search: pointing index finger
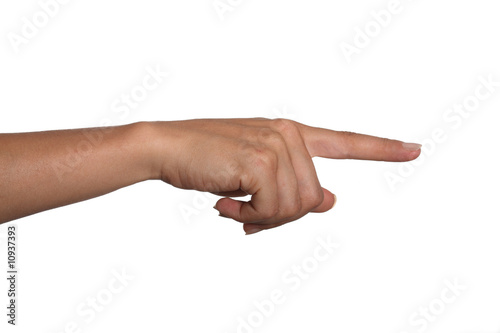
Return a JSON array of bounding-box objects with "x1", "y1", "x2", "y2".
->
[{"x1": 298, "y1": 123, "x2": 421, "y2": 162}]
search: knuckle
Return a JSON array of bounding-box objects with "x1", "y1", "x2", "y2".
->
[
  {"x1": 258, "y1": 149, "x2": 278, "y2": 169},
  {"x1": 246, "y1": 146, "x2": 277, "y2": 171},
  {"x1": 270, "y1": 118, "x2": 298, "y2": 135},
  {"x1": 380, "y1": 137, "x2": 392, "y2": 152},
  {"x1": 257, "y1": 127, "x2": 275, "y2": 139},
  {"x1": 258, "y1": 128, "x2": 284, "y2": 147}
]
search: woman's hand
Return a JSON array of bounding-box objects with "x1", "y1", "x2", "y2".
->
[
  {"x1": 0, "y1": 118, "x2": 420, "y2": 228},
  {"x1": 149, "y1": 118, "x2": 421, "y2": 234}
]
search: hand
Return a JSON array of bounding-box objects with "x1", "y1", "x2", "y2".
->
[{"x1": 150, "y1": 118, "x2": 421, "y2": 234}]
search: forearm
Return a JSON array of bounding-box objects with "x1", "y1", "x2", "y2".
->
[{"x1": 0, "y1": 122, "x2": 158, "y2": 224}]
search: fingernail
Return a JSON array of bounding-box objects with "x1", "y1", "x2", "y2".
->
[
  {"x1": 218, "y1": 212, "x2": 230, "y2": 219},
  {"x1": 332, "y1": 194, "x2": 337, "y2": 208},
  {"x1": 245, "y1": 227, "x2": 262, "y2": 235},
  {"x1": 402, "y1": 143, "x2": 422, "y2": 151}
]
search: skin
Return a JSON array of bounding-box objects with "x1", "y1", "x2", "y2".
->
[{"x1": 0, "y1": 118, "x2": 421, "y2": 234}]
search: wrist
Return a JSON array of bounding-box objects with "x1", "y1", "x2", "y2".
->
[
  {"x1": 124, "y1": 121, "x2": 163, "y2": 181},
  {"x1": 132, "y1": 121, "x2": 181, "y2": 182}
]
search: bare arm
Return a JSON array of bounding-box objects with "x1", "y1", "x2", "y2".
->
[
  {"x1": 0, "y1": 122, "x2": 156, "y2": 224},
  {"x1": 0, "y1": 118, "x2": 421, "y2": 233}
]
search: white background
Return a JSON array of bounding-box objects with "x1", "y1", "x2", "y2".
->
[{"x1": 1, "y1": 0, "x2": 499, "y2": 332}]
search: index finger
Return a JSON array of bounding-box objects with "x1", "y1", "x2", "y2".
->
[{"x1": 298, "y1": 124, "x2": 421, "y2": 162}]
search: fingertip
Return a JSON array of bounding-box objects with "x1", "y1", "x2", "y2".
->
[
  {"x1": 402, "y1": 143, "x2": 422, "y2": 151},
  {"x1": 402, "y1": 142, "x2": 422, "y2": 160},
  {"x1": 409, "y1": 148, "x2": 422, "y2": 160},
  {"x1": 243, "y1": 224, "x2": 263, "y2": 235}
]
